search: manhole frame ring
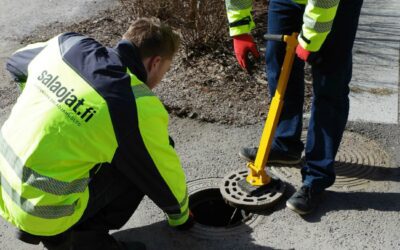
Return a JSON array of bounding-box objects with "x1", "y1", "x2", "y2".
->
[
  {"x1": 269, "y1": 131, "x2": 392, "y2": 191},
  {"x1": 186, "y1": 177, "x2": 262, "y2": 239}
]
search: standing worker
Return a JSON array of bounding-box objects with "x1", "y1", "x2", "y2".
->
[
  {"x1": 0, "y1": 18, "x2": 193, "y2": 249},
  {"x1": 225, "y1": 0, "x2": 363, "y2": 214}
]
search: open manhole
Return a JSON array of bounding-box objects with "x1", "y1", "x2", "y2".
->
[
  {"x1": 269, "y1": 131, "x2": 391, "y2": 191},
  {"x1": 189, "y1": 188, "x2": 251, "y2": 228},
  {"x1": 187, "y1": 178, "x2": 260, "y2": 239}
]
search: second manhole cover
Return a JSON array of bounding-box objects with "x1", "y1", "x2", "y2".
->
[{"x1": 269, "y1": 131, "x2": 390, "y2": 191}]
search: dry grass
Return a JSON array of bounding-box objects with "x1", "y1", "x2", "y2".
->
[{"x1": 119, "y1": 0, "x2": 228, "y2": 53}]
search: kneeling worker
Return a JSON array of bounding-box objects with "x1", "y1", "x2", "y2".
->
[{"x1": 0, "y1": 18, "x2": 192, "y2": 249}]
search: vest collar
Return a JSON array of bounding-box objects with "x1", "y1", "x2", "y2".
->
[{"x1": 114, "y1": 40, "x2": 147, "y2": 83}]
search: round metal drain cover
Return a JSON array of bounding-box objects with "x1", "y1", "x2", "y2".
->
[
  {"x1": 187, "y1": 178, "x2": 261, "y2": 239},
  {"x1": 269, "y1": 131, "x2": 390, "y2": 191},
  {"x1": 220, "y1": 170, "x2": 286, "y2": 211}
]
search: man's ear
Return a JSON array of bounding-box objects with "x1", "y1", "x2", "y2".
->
[{"x1": 146, "y1": 56, "x2": 162, "y2": 73}]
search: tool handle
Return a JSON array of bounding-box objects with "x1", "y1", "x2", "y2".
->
[{"x1": 263, "y1": 34, "x2": 284, "y2": 42}]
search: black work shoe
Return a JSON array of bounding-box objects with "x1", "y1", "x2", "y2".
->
[
  {"x1": 286, "y1": 186, "x2": 323, "y2": 215},
  {"x1": 239, "y1": 147, "x2": 301, "y2": 165}
]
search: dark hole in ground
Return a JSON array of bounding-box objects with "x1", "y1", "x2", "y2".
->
[{"x1": 189, "y1": 188, "x2": 251, "y2": 228}]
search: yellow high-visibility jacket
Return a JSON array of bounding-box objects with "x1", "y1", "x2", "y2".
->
[
  {"x1": 1, "y1": 33, "x2": 189, "y2": 236},
  {"x1": 225, "y1": 0, "x2": 340, "y2": 51}
]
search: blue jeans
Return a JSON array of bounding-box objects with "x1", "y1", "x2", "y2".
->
[{"x1": 266, "y1": 0, "x2": 363, "y2": 192}]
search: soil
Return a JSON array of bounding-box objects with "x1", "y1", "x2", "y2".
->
[{"x1": 21, "y1": 2, "x2": 313, "y2": 126}]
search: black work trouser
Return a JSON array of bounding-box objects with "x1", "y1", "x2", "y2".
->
[{"x1": 16, "y1": 164, "x2": 144, "y2": 249}]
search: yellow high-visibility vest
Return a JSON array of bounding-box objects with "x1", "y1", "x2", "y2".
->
[{"x1": 1, "y1": 33, "x2": 188, "y2": 236}]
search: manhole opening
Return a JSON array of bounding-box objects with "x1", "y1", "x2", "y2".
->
[{"x1": 189, "y1": 188, "x2": 251, "y2": 228}]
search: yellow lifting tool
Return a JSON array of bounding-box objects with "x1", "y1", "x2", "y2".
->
[{"x1": 220, "y1": 33, "x2": 299, "y2": 211}]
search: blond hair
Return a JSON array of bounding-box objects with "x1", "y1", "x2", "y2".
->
[{"x1": 123, "y1": 18, "x2": 180, "y2": 60}]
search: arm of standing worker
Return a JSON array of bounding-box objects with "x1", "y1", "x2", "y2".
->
[
  {"x1": 6, "y1": 42, "x2": 48, "y2": 90},
  {"x1": 298, "y1": 0, "x2": 340, "y2": 52},
  {"x1": 225, "y1": 0, "x2": 259, "y2": 72},
  {"x1": 225, "y1": 0, "x2": 255, "y2": 36}
]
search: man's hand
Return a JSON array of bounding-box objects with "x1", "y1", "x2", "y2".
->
[
  {"x1": 173, "y1": 211, "x2": 194, "y2": 231},
  {"x1": 295, "y1": 44, "x2": 322, "y2": 65},
  {"x1": 233, "y1": 34, "x2": 260, "y2": 73}
]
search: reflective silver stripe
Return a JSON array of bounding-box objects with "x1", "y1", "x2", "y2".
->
[
  {"x1": 163, "y1": 191, "x2": 188, "y2": 214},
  {"x1": 0, "y1": 132, "x2": 88, "y2": 195},
  {"x1": 168, "y1": 206, "x2": 189, "y2": 220},
  {"x1": 179, "y1": 191, "x2": 188, "y2": 207},
  {"x1": 309, "y1": 0, "x2": 339, "y2": 9},
  {"x1": 22, "y1": 167, "x2": 88, "y2": 195},
  {"x1": 0, "y1": 174, "x2": 75, "y2": 219},
  {"x1": 226, "y1": 0, "x2": 252, "y2": 11},
  {"x1": 132, "y1": 85, "x2": 155, "y2": 99},
  {"x1": 303, "y1": 14, "x2": 334, "y2": 33}
]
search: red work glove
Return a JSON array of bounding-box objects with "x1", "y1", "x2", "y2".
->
[
  {"x1": 295, "y1": 44, "x2": 311, "y2": 62},
  {"x1": 233, "y1": 34, "x2": 260, "y2": 73},
  {"x1": 296, "y1": 44, "x2": 322, "y2": 65}
]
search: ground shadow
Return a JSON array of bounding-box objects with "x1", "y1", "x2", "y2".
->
[
  {"x1": 299, "y1": 190, "x2": 400, "y2": 223},
  {"x1": 334, "y1": 162, "x2": 400, "y2": 182},
  {"x1": 112, "y1": 221, "x2": 278, "y2": 250},
  {"x1": 271, "y1": 160, "x2": 400, "y2": 182},
  {"x1": 255, "y1": 184, "x2": 296, "y2": 217}
]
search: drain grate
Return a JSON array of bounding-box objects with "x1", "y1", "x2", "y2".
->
[
  {"x1": 220, "y1": 170, "x2": 286, "y2": 211},
  {"x1": 269, "y1": 131, "x2": 390, "y2": 191}
]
